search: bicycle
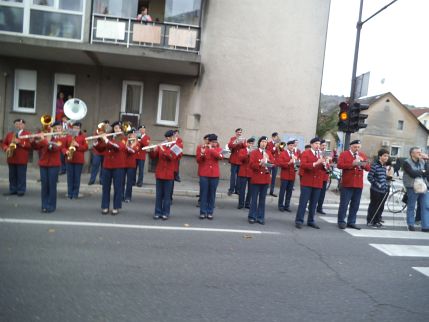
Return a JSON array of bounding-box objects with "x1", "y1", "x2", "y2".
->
[
  {"x1": 326, "y1": 166, "x2": 342, "y2": 192},
  {"x1": 386, "y1": 179, "x2": 407, "y2": 213}
]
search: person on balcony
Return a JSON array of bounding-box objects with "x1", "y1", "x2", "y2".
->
[{"x1": 137, "y1": 7, "x2": 153, "y2": 22}]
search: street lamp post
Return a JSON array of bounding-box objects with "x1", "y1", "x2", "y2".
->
[{"x1": 344, "y1": 0, "x2": 398, "y2": 148}]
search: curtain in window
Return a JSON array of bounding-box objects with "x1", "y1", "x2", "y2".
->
[{"x1": 161, "y1": 90, "x2": 177, "y2": 121}]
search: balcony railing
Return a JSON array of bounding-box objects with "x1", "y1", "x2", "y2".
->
[{"x1": 90, "y1": 14, "x2": 200, "y2": 54}]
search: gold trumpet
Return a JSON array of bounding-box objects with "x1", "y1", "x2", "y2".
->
[
  {"x1": 19, "y1": 115, "x2": 64, "y2": 139},
  {"x1": 67, "y1": 136, "x2": 77, "y2": 161},
  {"x1": 278, "y1": 142, "x2": 286, "y2": 151}
]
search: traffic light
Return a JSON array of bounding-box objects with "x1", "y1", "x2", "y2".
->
[
  {"x1": 349, "y1": 102, "x2": 369, "y2": 132},
  {"x1": 337, "y1": 102, "x2": 349, "y2": 132}
]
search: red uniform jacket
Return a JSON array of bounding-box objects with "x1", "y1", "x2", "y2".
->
[
  {"x1": 249, "y1": 149, "x2": 273, "y2": 185},
  {"x1": 276, "y1": 150, "x2": 296, "y2": 181},
  {"x1": 65, "y1": 133, "x2": 88, "y2": 164},
  {"x1": 136, "y1": 134, "x2": 151, "y2": 161},
  {"x1": 337, "y1": 150, "x2": 370, "y2": 188},
  {"x1": 94, "y1": 135, "x2": 127, "y2": 169},
  {"x1": 2, "y1": 130, "x2": 31, "y2": 165},
  {"x1": 238, "y1": 148, "x2": 253, "y2": 178},
  {"x1": 228, "y1": 136, "x2": 246, "y2": 165},
  {"x1": 299, "y1": 149, "x2": 324, "y2": 188},
  {"x1": 33, "y1": 136, "x2": 65, "y2": 167},
  {"x1": 196, "y1": 146, "x2": 223, "y2": 178},
  {"x1": 91, "y1": 131, "x2": 104, "y2": 156},
  {"x1": 173, "y1": 137, "x2": 183, "y2": 172},
  {"x1": 150, "y1": 145, "x2": 178, "y2": 180},
  {"x1": 125, "y1": 142, "x2": 140, "y2": 168}
]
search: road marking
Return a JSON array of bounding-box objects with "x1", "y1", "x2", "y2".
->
[
  {"x1": 345, "y1": 229, "x2": 429, "y2": 240},
  {"x1": 369, "y1": 244, "x2": 429, "y2": 257},
  {"x1": 320, "y1": 216, "x2": 407, "y2": 227},
  {"x1": 412, "y1": 267, "x2": 429, "y2": 277},
  {"x1": 0, "y1": 218, "x2": 279, "y2": 235},
  {"x1": 322, "y1": 210, "x2": 406, "y2": 219}
]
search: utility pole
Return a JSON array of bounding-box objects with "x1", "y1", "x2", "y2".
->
[{"x1": 344, "y1": 0, "x2": 398, "y2": 148}]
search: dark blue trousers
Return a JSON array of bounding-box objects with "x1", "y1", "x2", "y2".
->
[
  {"x1": 199, "y1": 176, "x2": 219, "y2": 215},
  {"x1": 337, "y1": 187, "x2": 363, "y2": 225},
  {"x1": 238, "y1": 176, "x2": 251, "y2": 208},
  {"x1": 228, "y1": 164, "x2": 240, "y2": 193},
  {"x1": 40, "y1": 166, "x2": 60, "y2": 212},
  {"x1": 66, "y1": 163, "x2": 83, "y2": 198},
  {"x1": 278, "y1": 179, "x2": 294, "y2": 209},
  {"x1": 101, "y1": 168, "x2": 124, "y2": 210},
  {"x1": 123, "y1": 167, "x2": 137, "y2": 201},
  {"x1": 89, "y1": 154, "x2": 104, "y2": 184},
  {"x1": 136, "y1": 159, "x2": 145, "y2": 185},
  {"x1": 269, "y1": 166, "x2": 278, "y2": 194},
  {"x1": 317, "y1": 180, "x2": 328, "y2": 211},
  {"x1": 295, "y1": 186, "x2": 321, "y2": 224},
  {"x1": 60, "y1": 153, "x2": 66, "y2": 174},
  {"x1": 8, "y1": 164, "x2": 27, "y2": 194},
  {"x1": 155, "y1": 179, "x2": 174, "y2": 216},
  {"x1": 248, "y1": 184, "x2": 268, "y2": 221}
]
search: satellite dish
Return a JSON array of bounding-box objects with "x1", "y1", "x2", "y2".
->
[{"x1": 64, "y1": 98, "x2": 87, "y2": 121}]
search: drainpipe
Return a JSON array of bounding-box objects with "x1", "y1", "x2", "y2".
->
[{"x1": 1, "y1": 72, "x2": 8, "y2": 139}]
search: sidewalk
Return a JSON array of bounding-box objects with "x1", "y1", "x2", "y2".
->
[{"x1": 0, "y1": 164, "x2": 350, "y2": 204}]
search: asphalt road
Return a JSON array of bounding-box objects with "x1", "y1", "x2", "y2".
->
[{"x1": 1, "y1": 183, "x2": 428, "y2": 322}]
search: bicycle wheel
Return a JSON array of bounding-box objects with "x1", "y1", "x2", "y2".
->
[
  {"x1": 327, "y1": 177, "x2": 332, "y2": 190},
  {"x1": 387, "y1": 190, "x2": 407, "y2": 213}
]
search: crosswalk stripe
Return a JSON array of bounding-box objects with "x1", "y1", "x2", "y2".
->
[
  {"x1": 369, "y1": 244, "x2": 429, "y2": 257},
  {"x1": 322, "y1": 211, "x2": 406, "y2": 219},
  {"x1": 345, "y1": 229, "x2": 429, "y2": 240},
  {"x1": 320, "y1": 216, "x2": 407, "y2": 227},
  {"x1": 412, "y1": 267, "x2": 429, "y2": 277}
]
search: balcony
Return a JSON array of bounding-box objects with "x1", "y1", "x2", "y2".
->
[{"x1": 91, "y1": 14, "x2": 200, "y2": 54}]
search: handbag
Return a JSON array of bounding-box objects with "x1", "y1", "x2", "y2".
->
[{"x1": 413, "y1": 177, "x2": 427, "y2": 194}]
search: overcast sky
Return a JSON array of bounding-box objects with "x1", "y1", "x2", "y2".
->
[{"x1": 321, "y1": 0, "x2": 429, "y2": 107}]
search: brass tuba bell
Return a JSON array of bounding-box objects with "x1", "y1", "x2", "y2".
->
[{"x1": 40, "y1": 115, "x2": 53, "y2": 132}]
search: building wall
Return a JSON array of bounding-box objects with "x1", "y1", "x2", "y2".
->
[{"x1": 350, "y1": 94, "x2": 428, "y2": 158}]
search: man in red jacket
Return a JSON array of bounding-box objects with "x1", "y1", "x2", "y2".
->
[
  {"x1": 237, "y1": 137, "x2": 255, "y2": 209},
  {"x1": 2, "y1": 119, "x2": 31, "y2": 196},
  {"x1": 337, "y1": 140, "x2": 371, "y2": 230},
  {"x1": 135, "y1": 124, "x2": 150, "y2": 187},
  {"x1": 196, "y1": 134, "x2": 223, "y2": 219},
  {"x1": 248, "y1": 136, "x2": 273, "y2": 224},
  {"x1": 276, "y1": 140, "x2": 297, "y2": 212},
  {"x1": 267, "y1": 132, "x2": 280, "y2": 197},
  {"x1": 32, "y1": 121, "x2": 65, "y2": 213},
  {"x1": 316, "y1": 139, "x2": 331, "y2": 215},
  {"x1": 150, "y1": 130, "x2": 178, "y2": 220},
  {"x1": 295, "y1": 137, "x2": 325, "y2": 229},
  {"x1": 65, "y1": 122, "x2": 88, "y2": 199},
  {"x1": 228, "y1": 128, "x2": 246, "y2": 196}
]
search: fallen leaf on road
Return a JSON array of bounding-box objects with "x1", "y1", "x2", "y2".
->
[
  {"x1": 48, "y1": 228, "x2": 56, "y2": 233},
  {"x1": 184, "y1": 224, "x2": 190, "y2": 227},
  {"x1": 243, "y1": 235, "x2": 252, "y2": 239}
]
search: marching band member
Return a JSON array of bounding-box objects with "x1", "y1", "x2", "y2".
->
[
  {"x1": 173, "y1": 129, "x2": 183, "y2": 182},
  {"x1": 337, "y1": 140, "x2": 370, "y2": 230},
  {"x1": 295, "y1": 137, "x2": 325, "y2": 229},
  {"x1": 196, "y1": 134, "x2": 211, "y2": 207},
  {"x1": 94, "y1": 121, "x2": 126, "y2": 215},
  {"x1": 135, "y1": 125, "x2": 150, "y2": 187},
  {"x1": 316, "y1": 139, "x2": 330, "y2": 215},
  {"x1": 150, "y1": 130, "x2": 178, "y2": 220},
  {"x1": 88, "y1": 120, "x2": 109, "y2": 185},
  {"x1": 59, "y1": 115, "x2": 70, "y2": 174},
  {"x1": 123, "y1": 129, "x2": 140, "y2": 202},
  {"x1": 276, "y1": 140, "x2": 297, "y2": 212},
  {"x1": 32, "y1": 121, "x2": 65, "y2": 213},
  {"x1": 196, "y1": 134, "x2": 223, "y2": 219},
  {"x1": 293, "y1": 139, "x2": 302, "y2": 158},
  {"x1": 228, "y1": 128, "x2": 246, "y2": 196},
  {"x1": 248, "y1": 136, "x2": 273, "y2": 225},
  {"x1": 2, "y1": 119, "x2": 31, "y2": 196},
  {"x1": 267, "y1": 132, "x2": 280, "y2": 197},
  {"x1": 237, "y1": 137, "x2": 255, "y2": 209},
  {"x1": 65, "y1": 122, "x2": 88, "y2": 199}
]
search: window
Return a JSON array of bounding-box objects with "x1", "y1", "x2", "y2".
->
[
  {"x1": 165, "y1": 0, "x2": 202, "y2": 26},
  {"x1": 397, "y1": 120, "x2": 404, "y2": 130},
  {"x1": 157, "y1": 84, "x2": 180, "y2": 126},
  {"x1": 0, "y1": 4, "x2": 24, "y2": 33},
  {"x1": 424, "y1": 120, "x2": 428, "y2": 127},
  {"x1": 121, "y1": 81, "x2": 143, "y2": 128},
  {"x1": 390, "y1": 146, "x2": 400, "y2": 157},
  {"x1": 30, "y1": 10, "x2": 82, "y2": 39},
  {"x1": 13, "y1": 69, "x2": 37, "y2": 113}
]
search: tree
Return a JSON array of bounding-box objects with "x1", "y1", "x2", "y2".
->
[{"x1": 316, "y1": 109, "x2": 339, "y2": 141}]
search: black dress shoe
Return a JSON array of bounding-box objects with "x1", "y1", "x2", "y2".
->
[
  {"x1": 307, "y1": 223, "x2": 320, "y2": 229},
  {"x1": 278, "y1": 207, "x2": 285, "y2": 212},
  {"x1": 237, "y1": 205, "x2": 244, "y2": 209},
  {"x1": 136, "y1": 183, "x2": 143, "y2": 187},
  {"x1": 408, "y1": 225, "x2": 415, "y2": 231},
  {"x1": 270, "y1": 193, "x2": 277, "y2": 197},
  {"x1": 257, "y1": 220, "x2": 265, "y2": 225},
  {"x1": 101, "y1": 209, "x2": 109, "y2": 215},
  {"x1": 347, "y1": 224, "x2": 361, "y2": 230},
  {"x1": 3, "y1": 192, "x2": 17, "y2": 196},
  {"x1": 284, "y1": 208, "x2": 292, "y2": 212},
  {"x1": 295, "y1": 223, "x2": 303, "y2": 229},
  {"x1": 199, "y1": 214, "x2": 206, "y2": 219},
  {"x1": 207, "y1": 214, "x2": 213, "y2": 220},
  {"x1": 248, "y1": 218, "x2": 256, "y2": 224},
  {"x1": 88, "y1": 181, "x2": 94, "y2": 186},
  {"x1": 17, "y1": 193, "x2": 24, "y2": 197},
  {"x1": 317, "y1": 209, "x2": 326, "y2": 215},
  {"x1": 338, "y1": 223, "x2": 347, "y2": 229},
  {"x1": 227, "y1": 191, "x2": 232, "y2": 196},
  {"x1": 42, "y1": 208, "x2": 47, "y2": 213},
  {"x1": 245, "y1": 205, "x2": 250, "y2": 209},
  {"x1": 422, "y1": 228, "x2": 429, "y2": 233}
]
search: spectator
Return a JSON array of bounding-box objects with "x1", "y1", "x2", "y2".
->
[
  {"x1": 55, "y1": 92, "x2": 65, "y2": 121},
  {"x1": 393, "y1": 158, "x2": 401, "y2": 177},
  {"x1": 137, "y1": 7, "x2": 152, "y2": 22}
]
